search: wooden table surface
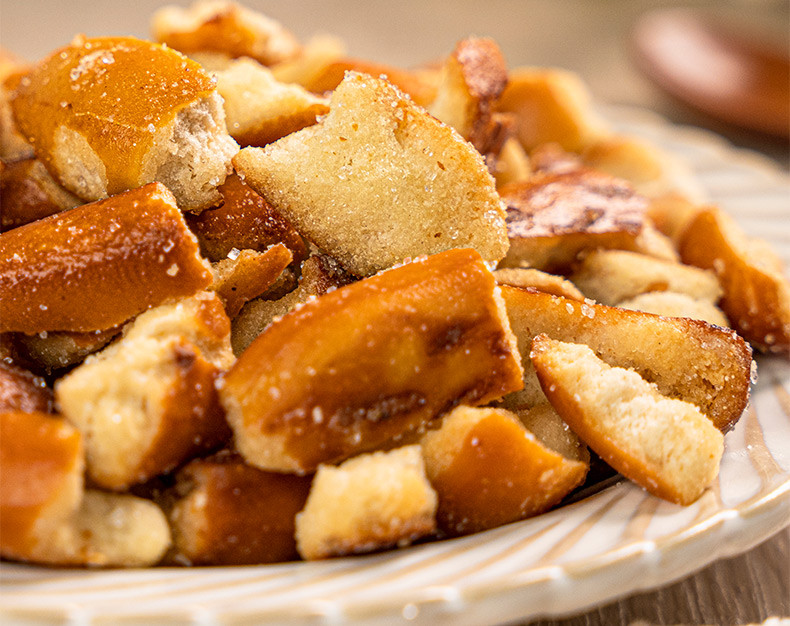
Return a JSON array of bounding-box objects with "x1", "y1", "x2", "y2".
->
[{"x1": 2, "y1": 1, "x2": 788, "y2": 624}]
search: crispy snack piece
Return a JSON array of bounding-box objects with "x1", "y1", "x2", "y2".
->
[
  {"x1": 569, "y1": 249, "x2": 722, "y2": 306},
  {"x1": 211, "y1": 58, "x2": 329, "y2": 147},
  {"x1": 231, "y1": 253, "x2": 355, "y2": 355},
  {"x1": 13, "y1": 326, "x2": 121, "y2": 375},
  {"x1": 295, "y1": 446, "x2": 436, "y2": 560},
  {"x1": 679, "y1": 207, "x2": 790, "y2": 354},
  {"x1": 494, "y1": 267, "x2": 585, "y2": 301},
  {"x1": 493, "y1": 137, "x2": 532, "y2": 188},
  {"x1": 0, "y1": 158, "x2": 81, "y2": 232},
  {"x1": 303, "y1": 57, "x2": 438, "y2": 107},
  {"x1": 220, "y1": 249, "x2": 523, "y2": 473},
  {"x1": 270, "y1": 34, "x2": 347, "y2": 89},
  {"x1": 55, "y1": 292, "x2": 234, "y2": 490},
  {"x1": 152, "y1": 1, "x2": 301, "y2": 67},
  {"x1": 0, "y1": 65, "x2": 35, "y2": 162},
  {"x1": 531, "y1": 335, "x2": 724, "y2": 505},
  {"x1": 169, "y1": 452, "x2": 311, "y2": 565},
  {"x1": 0, "y1": 411, "x2": 172, "y2": 566},
  {"x1": 428, "y1": 37, "x2": 509, "y2": 155},
  {"x1": 617, "y1": 291, "x2": 730, "y2": 328},
  {"x1": 421, "y1": 406, "x2": 588, "y2": 536},
  {"x1": 185, "y1": 173, "x2": 306, "y2": 263},
  {"x1": 499, "y1": 168, "x2": 648, "y2": 272},
  {"x1": 210, "y1": 245, "x2": 294, "y2": 318},
  {"x1": 234, "y1": 72, "x2": 508, "y2": 276},
  {"x1": 0, "y1": 363, "x2": 52, "y2": 413},
  {"x1": 496, "y1": 67, "x2": 608, "y2": 153},
  {"x1": 647, "y1": 192, "x2": 703, "y2": 243},
  {"x1": 0, "y1": 183, "x2": 212, "y2": 334},
  {"x1": 500, "y1": 285, "x2": 752, "y2": 432},
  {"x1": 510, "y1": 402, "x2": 590, "y2": 463},
  {"x1": 11, "y1": 37, "x2": 237, "y2": 210}
]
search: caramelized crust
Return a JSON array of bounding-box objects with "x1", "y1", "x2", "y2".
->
[
  {"x1": 220, "y1": 249, "x2": 523, "y2": 473},
  {"x1": 0, "y1": 362, "x2": 53, "y2": 413},
  {"x1": 679, "y1": 207, "x2": 790, "y2": 354},
  {"x1": 13, "y1": 326, "x2": 121, "y2": 375},
  {"x1": 211, "y1": 244, "x2": 294, "y2": 317},
  {"x1": 169, "y1": 453, "x2": 311, "y2": 565},
  {"x1": 0, "y1": 183, "x2": 212, "y2": 334},
  {"x1": 421, "y1": 406, "x2": 588, "y2": 536},
  {"x1": 0, "y1": 158, "x2": 80, "y2": 232},
  {"x1": 500, "y1": 285, "x2": 752, "y2": 432},
  {"x1": 531, "y1": 335, "x2": 723, "y2": 505},
  {"x1": 500, "y1": 168, "x2": 648, "y2": 271},
  {"x1": 185, "y1": 173, "x2": 306, "y2": 262},
  {"x1": 152, "y1": 1, "x2": 301, "y2": 67}
]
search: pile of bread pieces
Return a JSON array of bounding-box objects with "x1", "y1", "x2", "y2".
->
[{"x1": 1, "y1": 0, "x2": 787, "y2": 568}]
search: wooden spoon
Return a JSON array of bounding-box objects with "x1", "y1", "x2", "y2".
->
[{"x1": 632, "y1": 8, "x2": 789, "y2": 139}]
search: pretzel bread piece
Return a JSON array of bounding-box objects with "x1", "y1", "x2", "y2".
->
[
  {"x1": 0, "y1": 183, "x2": 212, "y2": 334},
  {"x1": 220, "y1": 249, "x2": 523, "y2": 474},
  {"x1": 0, "y1": 363, "x2": 53, "y2": 413}
]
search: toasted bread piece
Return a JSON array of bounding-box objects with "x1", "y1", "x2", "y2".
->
[
  {"x1": 0, "y1": 183, "x2": 212, "y2": 334},
  {"x1": 295, "y1": 446, "x2": 436, "y2": 560},
  {"x1": 0, "y1": 363, "x2": 52, "y2": 413},
  {"x1": 510, "y1": 402, "x2": 589, "y2": 463},
  {"x1": 0, "y1": 68, "x2": 34, "y2": 162},
  {"x1": 185, "y1": 172, "x2": 306, "y2": 263},
  {"x1": 152, "y1": 1, "x2": 300, "y2": 67},
  {"x1": 303, "y1": 57, "x2": 438, "y2": 107},
  {"x1": 647, "y1": 192, "x2": 703, "y2": 242},
  {"x1": 0, "y1": 158, "x2": 80, "y2": 231},
  {"x1": 421, "y1": 406, "x2": 587, "y2": 536},
  {"x1": 234, "y1": 72, "x2": 508, "y2": 276},
  {"x1": 500, "y1": 285, "x2": 752, "y2": 432},
  {"x1": 531, "y1": 335, "x2": 723, "y2": 505},
  {"x1": 618, "y1": 292, "x2": 730, "y2": 328},
  {"x1": 169, "y1": 452, "x2": 311, "y2": 565},
  {"x1": 14, "y1": 326, "x2": 121, "y2": 374},
  {"x1": 679, "y1": 207, "x2": 790, "y2": 354},
  {"x1": 496, "y1": 67, "x2": 608, "y2": 153},
  {"x1": 499, "y1": 168, "x2": 648, "y2": 272},
  {"x1": 55, "y1": 292, "x2": 234, "y2": 489},
  {"x1": 211, "y1": 57, "x2": 329, "y2": 147},
  {"x1": 11, "y1": 37, "x2": 237, "y2": 210},
  {"x1": 270, "y1": 34, "x2": 347, "y2": 88},
  {"x1": 210, "y1": 245, "x2": 293, "y2": 317},
  {"x1": 220, "y1": 249, "x2": 523, "y2": 474},
  {"x1": 494, "y1": 267, "x2": 584, "y2": 301},
  {"x1": 569, "y1": 249, "x2": 722, "y2": 306},
  {"x1": 428, "y1": 37, "x2": 509, "y2": 155},
  {"x1": 231, "y1": 252, "x2": 355, "y2": 355},
  {"x1": 493, "y1": 136, "x2": 532, "y2": 188}
]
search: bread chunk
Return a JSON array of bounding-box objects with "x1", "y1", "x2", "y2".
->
[
  {"x1": 295, "y1": 446, "x2": 436, "y2": 560},
  {"x1": 14, "y1": 326, "x2": 121, "y2": 375},
  {"x1": 0, "y1": 158, "x2": 80, "y2": 231},
  {"x1": 169, "y1": 452, "x2": 311, "y2": 565},
  {"x1": 510, "y1": 403, "x2": 589, "y2": 463},
  {"x1": 220, "y1": 249, "x2": 523, "y2": 473},
  {"x1": 421, "y1": 406, "x2": 587, "y2": 536},
  {"x1": 500, "y1": 285, "x2": 752, "y2": 432},
  {"x1": 0, "y1": 184, "x2": 212, "y2": 334},
  {"x1": 211, "y1": 57, "x2": 329, "y2": 147},
  {"x1": 570, "y1": 249, "x2": 722, "y2": 306},
  {"x1": 270, "y1": 34, "x2": 347, "y2": 89},
  {"x1": 494, "y1": 267, "x2": 585, "y2": 301},
  {"x1": 55, "y1": 292, "x2": 234, "y2": 489},
  {"x1": 499, "y1": 168, "x2": 648, "y2": 272},
  {"x1": 496, "y1": 67, "x2": 608, "y2": 153},
  {"x1": 618, "y1": 291, "x2": 730, "y2": 328},
  {"x1": 530, "y1": 335, "x2": 723, "y2": 505},
  {"x1": 234, "y1": 72, "x2": 508, "y2": 276},
  {"x1": 0, "y1": 363, "x2": 53, "y2": 413},
  {"x1": 493, "y1": 137, "x2": 532, "y2": 188},
  {"x1": 11, "y1": 37, "x2": 238, "y2": 210},
  {"x1": 679, "y1": 207, "x2": 790, "y2": 354},
  {"x1": 152, "y1": 1, "x2": 301, "y2": 67},
  {"x1": 0, "y1": 65, "x2": 34, "y2": 162}
]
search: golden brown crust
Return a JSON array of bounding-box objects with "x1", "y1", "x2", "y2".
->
[
  {"x1": 421, "y1": 406, "x2": 588, "y2": 536},
  {"x1": 169, "y1": 453, "x2": 311, "y2": 565},
  {"x1": 679, "y1": 207, "x2": 790, "y2": 354},
  {"x1": 499, "y1": 168, "x2": 647, "y2": 272},
  {"x1": 493, "y1": 267, "x2": 585, "y2": 301},
  {"x1": 185, "y1": 173, "x2": 306, "y2": 263},
  {"x1": 0, "y1": 183, "x2": 212, "y2": 334},
  {"x1": 220, "y1": 249, "x2": 523, "y2": 474},
  {"x1": 0, "y1": 363, "x2": 53, "y2": 413},
  {"x1": 500, "y1": 285, "x2": 752, "y2": 432},
  {"x1": 0, "y1": 158, "x2": 81, "y2": 232}
]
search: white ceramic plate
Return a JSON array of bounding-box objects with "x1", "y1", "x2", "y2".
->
[{"x1": 1, "y1": 108, "x2": 789, "y2": 626}]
